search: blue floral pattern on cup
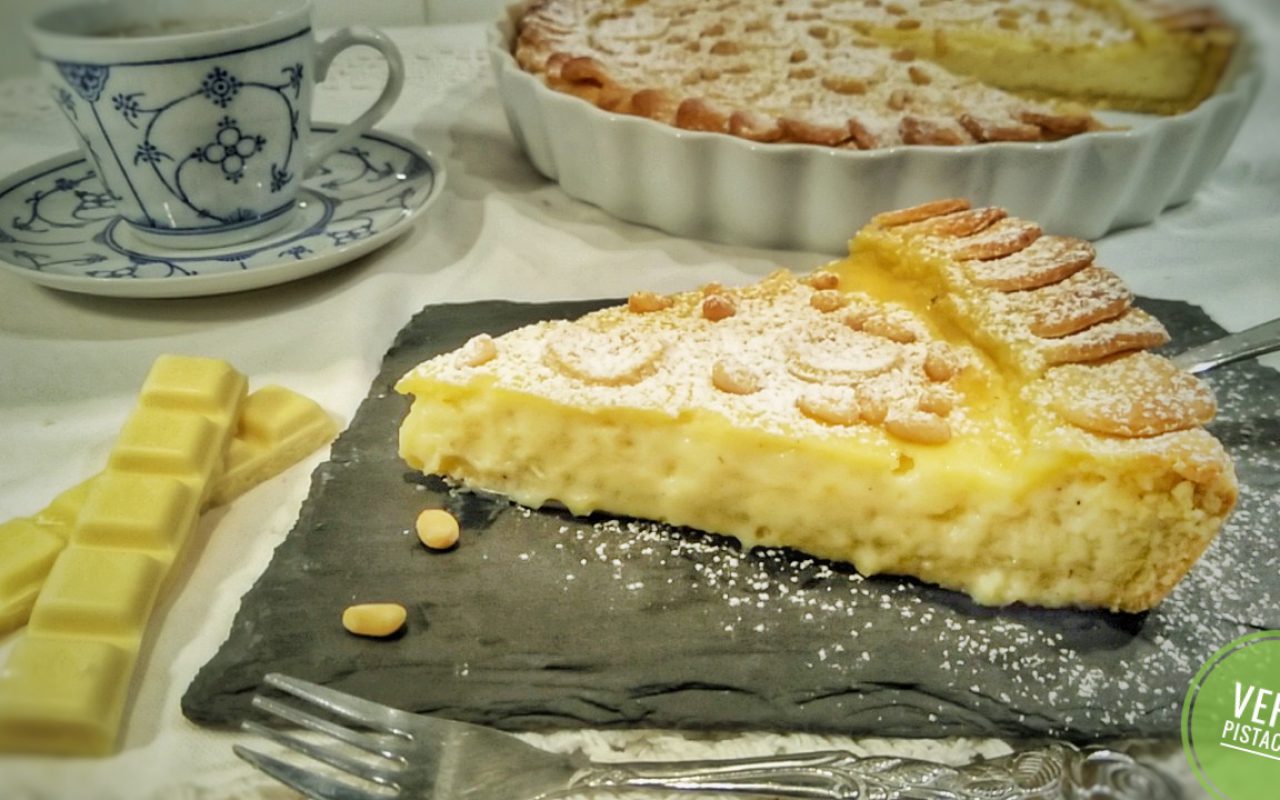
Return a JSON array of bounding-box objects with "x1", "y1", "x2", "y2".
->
[
  {"x1": 200, "y1": 67, "x2": 242, "y2": 108},
  {"x1": 29, "y1": 1, "x2": 408, "y2": 254},
  {"x1": 195, "y1": 116, "x2": 267, "y2": 183},
  {"x1": 57, "y1": 63, "x2": 109, "y2": 102},
  {"x1": 50, "y1": 57, "x2": 306, "y2": 233}
]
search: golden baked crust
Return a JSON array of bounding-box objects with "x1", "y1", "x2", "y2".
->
[
  {"x1": 513, "y1": 0, "x2": 1236, "y2": 149},
  {"x1": 397, "y1": 200, "x2": 1237, "y2": 611}
]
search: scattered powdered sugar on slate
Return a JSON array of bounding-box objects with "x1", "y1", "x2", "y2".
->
[
  {"x1": 1172, "y1": 360, "x2": 1280, "y2": 631},
  {"x1": 185, "y1": 295, "x2": 1276, "y2": 747},
  {"x1": 484, "y1": 299, "x2": 1278, "y2": 740}
]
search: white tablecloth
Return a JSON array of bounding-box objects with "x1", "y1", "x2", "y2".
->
[{"x1": 1, "y1": 11, "x2": 1277, "y2": 798}]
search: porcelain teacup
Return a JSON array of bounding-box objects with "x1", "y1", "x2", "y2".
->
[{"x1": 25, "y1": 0, "x2": 404, "y2": 249}]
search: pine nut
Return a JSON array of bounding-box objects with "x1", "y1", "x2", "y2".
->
[
  {"x1": 416, "y1": 508, "x2": 460, "y2": 550},
  {"x1": 342, "y1": 603, "x2": 407, "y2": 638}
]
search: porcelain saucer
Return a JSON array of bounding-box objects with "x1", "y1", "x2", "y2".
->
[{"x1": 0, "y1": 125, "x2": 444, "y2": 298}]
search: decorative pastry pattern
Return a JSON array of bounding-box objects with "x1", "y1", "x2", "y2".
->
[
  {"x1": 863, "y1": 198, "x2": 1215, "y2": 438},
  {"x1": 415, "y1": 266, "x2": 979, "y2": 452},
  {"x1": 514, "y1": 0, "x2": 1235, "y2": 149},
  {"x1": 417, "y1": 199, "x2": 1219, "y2": 447}
]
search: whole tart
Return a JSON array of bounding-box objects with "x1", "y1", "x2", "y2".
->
[
  {"x1": 513, "y1": 0, "x2": 1236, "y2": 148},
  {"x1": 396, "y1": 199, "x2": 1237, "y2": 612}
]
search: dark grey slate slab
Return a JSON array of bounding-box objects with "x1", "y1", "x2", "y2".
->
[{"x1": 182, "y1": 296, "x2": 1280, "y2": 741}]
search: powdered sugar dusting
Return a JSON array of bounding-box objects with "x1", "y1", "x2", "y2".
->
[
  {"x1": 872, "y1": 217, "x2": 1173, "y2": 375},
  {"x1": 1040, "y1": 307, "x2": 1170, "y2": 365},
  {"x1": 490, "y1": 460, "x2": 1272, "y2": 737},
  {"x1": 411, "y1": 271, "x2": 970, "y2": 444},
  {"x1": 964, "y1": 235, "x2": 1096, "y2": 291},
  {"x1": 1010, "y1": 266, "x2": 1133, "y2": 338},
  {"x1": 516, "y1": 0, "x2": 1110, "y2": 148},
  {"x1": 1040, "y1": 351, "x2": 1219, "y2": 439}
]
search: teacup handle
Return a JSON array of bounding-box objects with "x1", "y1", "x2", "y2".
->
[{"x1": 307, "y1": 27, "x2": 405, "y2": 175}]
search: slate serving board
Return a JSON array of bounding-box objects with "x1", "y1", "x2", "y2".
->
[{"x1": 183, "y1": 296, "x2": 1280, "y2": 741}]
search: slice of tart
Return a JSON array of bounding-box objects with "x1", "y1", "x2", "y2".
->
[
  {"x1": 396, "y1": 200, "x2": 1236, "y2": 612},
  {"x1": 513, "y1": 0, "x2": 1235, "y2": 149}
]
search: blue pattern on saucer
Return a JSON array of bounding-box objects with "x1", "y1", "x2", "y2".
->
[{"x1": 0, "y1": 126, "x2": 442, "y2": 296}]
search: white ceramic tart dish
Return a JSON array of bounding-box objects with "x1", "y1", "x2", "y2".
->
[{"x1": 490, "y1": 2, "x2": 1260, "y2": 252}]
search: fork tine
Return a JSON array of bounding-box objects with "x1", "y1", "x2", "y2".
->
[
  {"x1": 263, "y1": 673, "x2": 405, "y2": 733},
  {"x1": 251, "y1": 694, "x2": 405, "y2": 760},
  {"x1": 233, "y1": 743, "x2": 384, "y2": 800},
  {"x1": 242, "y1": 720, "x2": 403, "y2": 788}
]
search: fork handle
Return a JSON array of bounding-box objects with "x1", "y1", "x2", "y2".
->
[
  {"x1": 1170, "y1": 316, "x2": 1280, "y2": 374},
  {"x1": 568, "y1": 743, "x2": 1174, "y2": 799}
]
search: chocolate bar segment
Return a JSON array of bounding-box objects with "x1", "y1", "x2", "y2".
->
[
  {"x1": 0, "y1": 355, "x2": 246, "y2": 756},
  {"x1": 0, "y1": 385, "x2": 336, "y2": 638}
]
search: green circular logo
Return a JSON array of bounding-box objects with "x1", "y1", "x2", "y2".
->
[{"x1": 1184, "y1": 631, "x2": 1280, "y2": 799}]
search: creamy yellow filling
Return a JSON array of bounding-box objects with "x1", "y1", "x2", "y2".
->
[
  {"x1": 829, "y1": 244, "x2": 1037, "y2": 448},
  {"x1": 398, "y1": 374, "x2": 1222, "y2": 610},
  {"x1": 871, "y1": 30, "x2": 1222, "y2": 112},
  {"x1": 851, "y1": 0, "x2": 1235, "y2": 114}
]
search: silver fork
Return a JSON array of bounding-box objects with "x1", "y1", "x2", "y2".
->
[
  {"x1": 1170, "y1": 316, "x2": 1280, "y2": 374},
  {"x1": 233, "y1": 672, "x2": 1178, "y2": 800}
]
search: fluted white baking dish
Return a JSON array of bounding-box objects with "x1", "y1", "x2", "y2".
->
[{"x1": 490, "y1": 2, "x2": 1260, "y2": 253}]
